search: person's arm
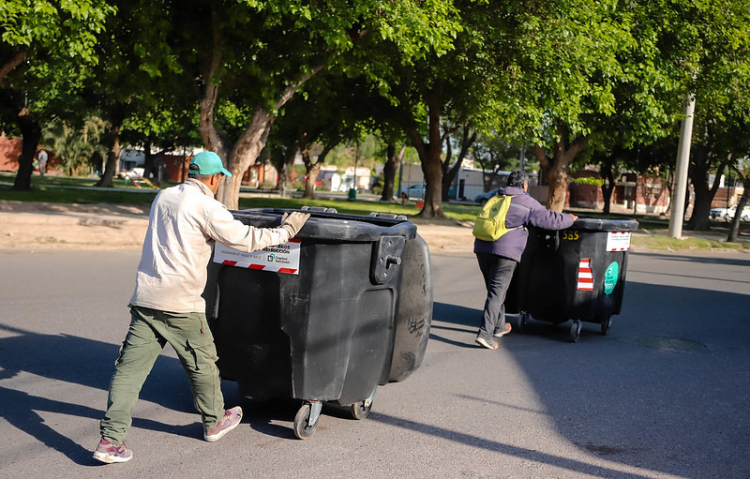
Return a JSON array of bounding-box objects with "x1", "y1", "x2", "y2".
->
[
  {"x1": 527, "y1": 204, "x2": 576, "y2": 231},
  {"x1": 205, "y1": 207, "x2": 309, "y2": 253}
]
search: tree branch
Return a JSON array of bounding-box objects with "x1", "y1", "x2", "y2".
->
[
  {"x1": 273, "y1": 65, "x2": 326, "y2": 111},
  {"x1": 197, "y1": 7, "x2": 228, "y2": 158},
  {"x1": 0, "y1": 51, "x2": 27, "y2": 86}
]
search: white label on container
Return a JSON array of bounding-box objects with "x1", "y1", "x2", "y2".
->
[
  {"x1": 213, "y1": 238, "x2": 301, "y2": 274},
  {"x1": 606, "y1": 232, "x2": 631, "y2": 251}
]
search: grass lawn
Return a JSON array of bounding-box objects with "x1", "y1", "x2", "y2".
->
[{"x1": 0, "y1": 172, "x2": 478, "y2": 221}]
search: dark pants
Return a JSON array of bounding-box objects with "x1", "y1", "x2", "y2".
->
[{"x1": 475, "y1": 253, "x2": 517, "y2": 340}]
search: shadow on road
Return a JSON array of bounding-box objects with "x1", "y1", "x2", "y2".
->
[
  {"x1": 0, "y1": 323, "x2": 205, "y2": 464},
  {"x1": 370, "y1": 411, "x2": 661, "y2": 479}
]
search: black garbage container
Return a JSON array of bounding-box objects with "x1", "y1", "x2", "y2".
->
[
  {"x1": 204, "y1": 207, "x2": 432, "y2": 438},
  {"x1": 507, "y1": 217, "x2": 638, "y2": 342}
]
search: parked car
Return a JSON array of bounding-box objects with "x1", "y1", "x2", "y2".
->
[
  {"x1": 400, "y1": 184, "x2": 425, "y2": 200},
  {"x1": 710, "y1": 206, "x2": 729, "y2": 219},
  {"x1": 724, "y1": 205, "x2": 750, "y2": 222},
  {"x1": 474, "y1": 189, "x2": 500, "y2": 205},
  {"x1": 119, "y1": 167, "x2": 145, "y2": 180},
  {"x1": 711, "y1": 205, "x2": 750, "y2": 222}
]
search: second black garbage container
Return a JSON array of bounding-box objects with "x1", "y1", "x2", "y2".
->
[
  {"x1": 507, "y1": 217, "x2": 638, "y2": 342},
  {"x1": 204, "y1": 207, "x2": 432, "y2": 438}
]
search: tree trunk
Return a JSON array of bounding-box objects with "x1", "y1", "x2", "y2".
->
[
  {"x1": 727, "y1": 175, "x2": 749, "y2": 243},
  {"x1": 405, "y1": 94, "x2": 446, "y2": 218},
  {"x1": 381, "y1": 143, "x2": 404, "y2": 201},
  {"x1": 303, "y1": 162, "x2": 321, "y2": 199},
  {"x1": 442, "y1": 126, "x2": 475, "y2": 201},
  {"x1": 196, "y1": 9, "x2": 321, "y2": 209},
  {"x1": 95, "y1": 112, "x2": 125, "y2": 188},
  {"x1": 216, "y1": 107, "x2": 274, "y2": 209},
  {"x1": 600, "y1": 159, "x2": 617, "y2": 214},
  {"x1": 421, "y1": 150, "x2": 444, "y2": 216},
  {"x1": 273, "y1": 145, "x2": 298, "y2": 193},
  {"x1": 11, "y1": 110, "x2": 41, "y2": 191},
  {"x1": 300, "y1": 137, "x2": 338, "y2": 200},
  {"x1": 686, "y1": 146, "x2": 726, "y2": 231},
  {"x1": 532, "y1": 123, "x2": 588, "y2": 213}
]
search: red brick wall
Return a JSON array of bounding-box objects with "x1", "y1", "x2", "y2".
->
[
  {"x1": 635, "y1": 175, "x2": 670, "y2": 213},
  {"x1": 161, "y1": 154, "x2": 190, "y2": 183},
  {"x1": 0, "y1": 136, "x2": 22, "y2": 171}
]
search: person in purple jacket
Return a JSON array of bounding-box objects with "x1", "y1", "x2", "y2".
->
[{"x1": 474, "y1": 171, "x2": 577, "y2": 349}]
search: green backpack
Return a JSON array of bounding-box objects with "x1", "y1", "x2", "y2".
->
[{"x1": 472, "y1": 194, "x2": 518, "y2": 241}]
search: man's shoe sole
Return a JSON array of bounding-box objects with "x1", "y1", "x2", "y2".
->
[
  {"x1": 475, "y1": 337, "x2": 498, "y2": 350},
  {"x1": 92, "y1": 451, "x2": 132, "y2": 464},
  {"x1": 494, "y1": 325, "x2": 512, "y2": 338}
]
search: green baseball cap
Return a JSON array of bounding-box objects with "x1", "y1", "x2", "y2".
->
[{"x1": 190, "y1": 151, "x2": 232, "y2": 177}]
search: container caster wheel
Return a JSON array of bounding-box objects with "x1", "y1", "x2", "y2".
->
[
  {"x1": 351, "y1": 386, "x2": 377, "y2": 420},
  {"x1": 294, "y1": 401, "x2": 322, "y2": 440},
  {"x1": 516, "y1": 312, "x2": 529, "y2": 333},
  {"x1": 569, "y1": 320, "x2": 582, "y2": 343},
  {"x1": 600, "y1": 315, "x2": 613, "y2": 335}
]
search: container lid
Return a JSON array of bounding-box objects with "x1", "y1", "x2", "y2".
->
[
  {"x1": 571, "y1": 217, "x2": 639, "y2": 232},
  {"x1": 232, "y1": 207, "x2": 418, "y2": 242}
]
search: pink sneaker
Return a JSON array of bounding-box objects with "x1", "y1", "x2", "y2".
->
[
  {"x1": 204, "y1": 406, "x2": 243, "y2": 442},
  {"x1": 494, "y1": 323, "x2": 512, "y2": 338},
  {"x1": 92, "y1": 438, "x2": 133, "y2": 463}
]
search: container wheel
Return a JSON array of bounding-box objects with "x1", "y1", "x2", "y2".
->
[
  {"x1": 351, "y1": 400, "x2": 372, "y2": 420},
  {"x1": 600, "y1": 315, "x2": 613, "y2": 335},
  {"x1": 569, "y1": 320, "x2": 582, "y2": 343},
  {"x1": 293, "y1": 404, "x2": 317, "y2": 440},
  {"x1": 516, "y1": 312, "x2": 529, "y2": 333},
  {"x1": 350, "y1": 386, "x2": 377, "y2": 420}
]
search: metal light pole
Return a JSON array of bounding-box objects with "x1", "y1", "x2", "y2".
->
[{"x1": 668, "y1": 94, "x2": 696, "y2": 239}]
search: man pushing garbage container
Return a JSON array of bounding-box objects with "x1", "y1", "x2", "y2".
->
[
  {"x1": 473, "y1": 170, "x2": 577, "y2": 350},
  {"x1": 93, "y1": 151, "x2": 310, "y2": 463}
]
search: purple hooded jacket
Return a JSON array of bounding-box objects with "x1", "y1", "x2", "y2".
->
[{"x1": 473, "y1": 186, "x2": 575, "y2": 262}]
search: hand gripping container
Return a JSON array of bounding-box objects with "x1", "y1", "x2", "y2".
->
[
  {"x1": 204, "y1": 207, "x2": 432, "y2": 438},
  {"x1": 506, "y1": 218, "x2": 638, "y2": 342}
]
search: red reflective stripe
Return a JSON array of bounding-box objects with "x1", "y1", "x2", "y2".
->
[
  {"x1": 248, "y1": 264, "x2": 265, "y2": 270},
  {"x1": 222, "y1": 260, "x2": 237, "y2": 266},
  {"x1": 277, "y1": 268, "x2": 297, "y2": 274}
]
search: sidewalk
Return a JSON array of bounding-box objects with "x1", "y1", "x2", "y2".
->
[
  {"x1": 0, "y1": 200, "x2": 474, "y2": 252},
  {"x1": 2, "y1": 200, "x2": 746, "y2": 253}
]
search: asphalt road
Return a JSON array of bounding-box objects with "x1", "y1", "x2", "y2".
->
[{"x1": 0, "y1": 248, "x2": 748, "y2": 479}]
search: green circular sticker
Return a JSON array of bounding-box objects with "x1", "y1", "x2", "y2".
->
[{"x1": 604, "y1": 262, "x2": 619, "y2": 295}]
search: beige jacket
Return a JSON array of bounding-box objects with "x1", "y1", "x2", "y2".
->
[{"x1": 130, "y1": 178, "x2": 292, "y2": 313}]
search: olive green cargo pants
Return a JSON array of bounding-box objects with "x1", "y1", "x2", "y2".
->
[{"x1": 100, "y1": 306, "x2": 224, "y2": 445}]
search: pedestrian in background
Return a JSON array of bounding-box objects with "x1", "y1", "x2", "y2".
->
[
  {"x1": 36, "y1": 149, "x2": 48, "y2": 176},
  {"x1": 93, "y1": 151, "x2": 310, "y2": 463},
  {"x1": 474, "y1": 170, "x2": 577, "y2": 349}
]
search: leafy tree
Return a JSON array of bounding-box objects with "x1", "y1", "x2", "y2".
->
[
  {"x1": 121, "y1": 106, "x2": 202, "y2": 181},
  {"x1": 42, "y1": 116, "x2": 109, "y2": 176},
  {"x1": 1, "y1": 0, "x2": 114, "y2": 190},
  {"x1": 123, "y1": 0, "x2": 462, "y2": 209},
  {"x1": 683, "y1": 0, "x2": 750, "y2": 230},
  {"x1": 472, "y1": 135, "x2": 527, "y2": 191},
  {"x1": 0, "y1": 0, "x2": 113, "y2": 85},
  {"x1": 521, "y1": 0, "x2": 688, "y2": 212},
  {"x1": 528, "y1": 0, "x2": 750, "y2": 217}
]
